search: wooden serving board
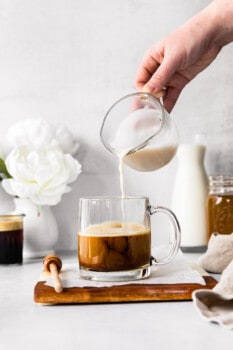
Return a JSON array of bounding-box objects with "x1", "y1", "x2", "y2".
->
[{"x1": 34, "y1": 276, "x2": 217, "y2": 305}]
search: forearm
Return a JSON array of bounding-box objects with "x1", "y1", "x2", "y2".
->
[
  {"x1": 171, "y1": 0, "x2": 233, "y2": 66},
  {"x1": 211, "y1": 0, "x2": 233, "y2": 46},
  {"x1": 190, "y1": 0, "x2": 233, "y2": 48}
]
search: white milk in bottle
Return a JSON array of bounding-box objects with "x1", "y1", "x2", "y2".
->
[{"x1": 171, "y1": 135, "x2": 208, "y2": 251}]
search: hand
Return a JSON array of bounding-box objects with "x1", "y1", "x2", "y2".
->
[
  {"x1": 134, "y1": 0, "x2": 233, "y2": 112},
  {"x1": 135, "y1": 26, "x2": 221, "y2": 112}
]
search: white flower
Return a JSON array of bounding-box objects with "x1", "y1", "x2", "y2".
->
[
  {"x1": 2, "y1": 145, "x2": 81, "y2": 206},
  {"x1": 55, "y1": 124, "x2": 79, "y2": 155},
  {"x1": 2, "y1": 118, "x2": 82, "y2": 206},
  {"x1": 6, "y1": 119, "x2": 79, "y2": 155}
]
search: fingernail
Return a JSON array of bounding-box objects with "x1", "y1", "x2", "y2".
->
[
  {"x1": 153, "y1": 90, "x2": 166, "y2": 98},
  {"x1": 142, "y1": 85, "x2": 165, "y2": 98},
  {"x1": 142, "y1": 85, "x2": 152, "y2": 93}
]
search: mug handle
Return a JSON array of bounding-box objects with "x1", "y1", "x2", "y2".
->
[{"x1": 149, "y1": 205, "x2": 181, "y2": 265}]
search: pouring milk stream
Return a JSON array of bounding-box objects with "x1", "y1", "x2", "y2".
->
[{"x1": 112, "y1": 107, "x2": 164, "y2": 197}]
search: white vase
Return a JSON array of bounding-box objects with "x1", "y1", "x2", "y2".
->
[{"x1": 14, "y1": 198, "x2": 59, "y2": 258}]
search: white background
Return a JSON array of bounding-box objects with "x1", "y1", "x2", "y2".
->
[{"x1": 0, "y1": 0, "x2": 232, "y2": 250}]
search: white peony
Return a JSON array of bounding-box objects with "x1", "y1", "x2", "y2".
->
[
  {"x1": 2, "y1": 145, "x2": 81, "y2": 206},
  {"x1": 6, "y1": 119, "x2": 79, "y2": 155}
]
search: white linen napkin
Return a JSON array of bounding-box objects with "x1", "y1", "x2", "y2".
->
[{"x1": 42, "y1": 249, "x2": 205, "y2": 288}]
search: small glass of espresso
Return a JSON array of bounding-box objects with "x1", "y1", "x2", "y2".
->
[{"x1": 0, "y1": 214, "x2": 24, "y2": 265}]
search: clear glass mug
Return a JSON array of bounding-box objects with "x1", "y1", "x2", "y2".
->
[
  {"x1": 100, "y1": 92, "x2": 179, "y2": 172},
  {"x1": 78, "y1": 197, "x2": 181, "y2": 281}
]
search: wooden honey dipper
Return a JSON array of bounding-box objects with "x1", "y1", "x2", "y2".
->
[{"x1": 43, "y1": 254, "x2": 63, "y2": 293}]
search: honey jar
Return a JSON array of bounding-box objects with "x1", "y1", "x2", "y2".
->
[{"x1": 206, "y1": 175, "x2": 233, "y2": 239}]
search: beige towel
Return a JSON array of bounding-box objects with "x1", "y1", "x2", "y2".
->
[
  {"x1": 213, "y1": 259, "x2": 233, "y2": 297},
  {"x1": 198, "y1": 233, "x2": 233, "y2": 273},
  {"x1": 193, "y1": 234, "x2": 233, "y2": 330},
  {"x1": 193, "y1": 260, "x2": 233, "y2": 330},
  {"x1": 193, "y1": 289, "x2": 233, "y2": 330}
]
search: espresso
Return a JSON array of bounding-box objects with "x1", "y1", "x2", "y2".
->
[
  {"x1": 78, "y1": 222, "x2": 151, "y2": 272},
  {"x1": 0, "y1": 216, "x2": 23, "y2": 264}
]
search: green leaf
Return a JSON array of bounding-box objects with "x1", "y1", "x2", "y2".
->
[{"x1": 0, "y1": 158, "x2": 11, "y2": 179}]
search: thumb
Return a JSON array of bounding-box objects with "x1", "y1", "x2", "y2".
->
[{"x1": 142, "y1": 59, "x2": 177, "y2": 94}]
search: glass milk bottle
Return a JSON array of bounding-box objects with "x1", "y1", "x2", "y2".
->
[{"x1": 171, "y1": 135, "x2": 208, "y2": 252}]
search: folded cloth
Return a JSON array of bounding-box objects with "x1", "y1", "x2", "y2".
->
[
  {"x1": 193, "y1": 252, "x2": 233, "y2": 330},
  {"x1": 197, "y1": 233, "x2": 233, "y2": 273},
  {"x1": 213, "y1": 259, "x2": 233, "y2": 298},
  {"x1": 192, "y1": 289, "x2": 233, "y2": 330}
]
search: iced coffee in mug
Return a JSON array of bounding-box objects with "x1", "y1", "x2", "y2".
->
[{"x1": 78, "y1": 197, "x2": 181, "y2": 281}]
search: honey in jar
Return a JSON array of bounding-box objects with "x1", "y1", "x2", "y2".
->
[{"x1": 207, "y1": 175, "x2": 233, "y2": 239}]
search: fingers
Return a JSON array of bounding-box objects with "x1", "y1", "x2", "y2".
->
[
  {"x1": 143, "y1": 51, "x2": 182, "y2": 91},
  {"x1": 135, "y1": 48, "x2": 161, "y2": 91},
  {"x1": 135, "y1": 43, "x2": 190, "y2": 111},
  {"x1": 136, "y1": 56, "x2": 189, "y2": 111},
  {"x1": 135, "y1": 59, "x2": 169, "y2": 99}
]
